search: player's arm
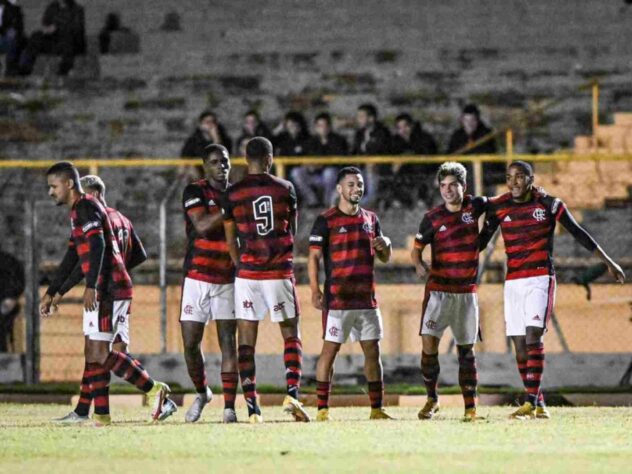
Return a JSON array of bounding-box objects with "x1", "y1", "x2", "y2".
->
[
  {"x1": 308, "y1": 216, "x2": 328, "y2": 309},
  {"x1": 478, "y1": 208, "x2": 501, "y2": 251},
  {"x1": 223, "y1": 218, "x2": 239, "y2": 266},
  {"x1": 40, "y1": 241, "x2": 78, "y2": 318},
  {"x1": 372, "y1": 217, "x2": 392, "y2": 263},
  {"x1": 289, "y1": 183, "x2": 298, "y2": 236},
  {"x1": 411, "y1": 215, "x2": 433, "y2": 279},
  {"x1": 127, "y1": 226, "x2": 147, "y2": 270},
  {"x1": 76, "y1": 201, "x2": 106, "y2": 311},
  {"x1": 183, "y1": 183, "x2": 224, "y2": 237},
  {"x1": 556, "y1": 201, "x2": 625, "y2": 283}
]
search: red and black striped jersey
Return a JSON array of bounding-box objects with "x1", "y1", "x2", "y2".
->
[
  {"x1": 182, "y1": 180, "x2": 235, "y2": 284},
  {"x1": 221, "y1": 173, "x2": 297, "y2": 280},
  {"x1": 105, "y1": 207, "x2": 145, "y2": 270},
  {"x1": 482, "y1": 192, "x2": 578, "y2": 280},
  {"x1": 309, "y1": 207, "x2": 382, "y2": 310},
  {"x1": 69, "y1": 194, "x2": 133, "y2": 300},
  {"x1": 415, "y1": 195, "x2": 488, "y2": 293}
]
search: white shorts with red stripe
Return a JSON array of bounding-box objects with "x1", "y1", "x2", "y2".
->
[{"x1": 503, "y1": 275, "x2": 556, "y2": 336}]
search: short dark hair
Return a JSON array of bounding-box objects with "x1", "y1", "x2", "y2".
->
[
  {"x1": 198, "y1": 110, "x2": 216, "y2": 122},
  {"x1": 314, "y1": 112, "x2": 332, "y2": 125},
  {"x1": 246, "y1": 137, "x2": 273, "y2": 162},
  {"x1": 358, "y1": 103, "x2": 378, "y2": 118},
  {"x1": 244, "y1": 109, "x2": 260, "y2": 119},
  {"x1": 508, "y1": 160, "x2": 534, "y2": 177},
  {"x1": 436, "y1": 161, "x2": 467, "y2": 187},
  {"x1": 204, "y1": 143, "x2": 228, "y2": 160},
  {"x1": 395, "y1": 113, "x2": 413, "y2": 124},
  {"x1": 337, "y1": 166, "x2": 363, "y2": 184},
  {"x1": 462, "y1": 103, "x2": 481, "y2": 117},
  {"x1": 46, "y1": 161, "x2": 81, "y2": 189}
]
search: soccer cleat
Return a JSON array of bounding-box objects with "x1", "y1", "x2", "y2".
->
[
  {"x1": 282, "y1": 395, "x2": 311, "y2": 422},
  {"x1": 369, "y1": 408, "x2": 394, "y2": 420},
  {"x1": 535, "y1": 406, "x2": 551, "y2": 419},
  {"x1": 92, "y1": 414, "x2": 111, "y2": 426},
  {"x1": 185, "y1": 386, "x2": 213, "y2": 423},
  {"x1": 157, "y1": 398, "x2": 178, "y2": 421},
  {"x1": 316, "y1": 408, "x2": 330, "y2": 422},
  {"x1": 462, "y1": 407, "x2": 485, "y2": 423},
  {"x1": 249, "y1": 413, "x2": 263, "y2": 424},
  {"x1": 417, "y1": 399, "x2": 440, "y2": 420},
  {"x1": 146, "y1": 381, "x2": 171, "y2": 421},
  {"x1": 509, "y1": 402, "x2": 536, "y2": 420},
  {"x1": 223, "y1": 408, "x2": 238, "y2": 424},
  {"x1": 52, "y1": 411, "x2": 90, "y2": 424}
]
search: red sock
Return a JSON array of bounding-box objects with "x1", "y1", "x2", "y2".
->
[
  {"x1": 316, "y1": 380, "x2": 331, "y2": 410},
  {"x1": 104, "y1": 351, "x2": 154, "y2": 393},
  {"x1": 367, "y1": 381, "x2": 383, "y2": 409},
  {"x1": 526, "y1": 343, "x2": 545, "y2": 406},
  {"x1": 238, "y1": 345, "x2": 260, "y2": 416},
  {"x1": 87, "y1": 363, "x2": 110, "y2": 416},
  {"x1": 518, "y1": 360, "x2": 545, "y2": 406},
  {"x1": 283, "y1": 336, "x2": 302, "y2": 400},
  {"x1": 221, "y1": 372, "x2": 238, "y2": 410},
  {"x1": 457, "y1": 346, "x2": 478, "y2": 410},
  {"x1": 74, "y1": 363, "x2": 92, "y2": 417},
  {"x1": 421, "y1": 352, "x2": 440, "y2": 401}
]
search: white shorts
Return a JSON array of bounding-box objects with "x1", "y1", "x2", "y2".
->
[
  {"x1": 420, "y1": 291, "x2": 479, "y2": 345},
  {"x1": 83, "y1": 299, "x2": 130, "y2": 344},
  {"x1": 234, "y1": 277, "x2": 299, "y2": 322},
  {"x1": 179, "y1": 277, "x2": 235, "y2": 324},
  {"x1": 504, "y1": 275, "x2": 556, "y2": 336},
  {"x1": 323, "y1": 308, "x2": 383, "y2": 344}
]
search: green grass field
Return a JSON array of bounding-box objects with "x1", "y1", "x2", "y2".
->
[{"x1": 1, "y1": 404, "x2": 631, "y2": 473}]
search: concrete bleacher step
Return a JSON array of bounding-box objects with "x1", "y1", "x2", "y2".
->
[
  {"x1": 595, "y1": 125, "x2": 632, "y2": 152},
  {"x1": 613, "y1": 112, "x2": 632, "y2": 126}
]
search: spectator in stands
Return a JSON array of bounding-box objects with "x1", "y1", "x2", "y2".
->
[
  {"x1": 19, "y1": 0, "x2": 86, "y2": 76},
  {"x1": 447, "y1": 103, "x2": 501, "y2": 191},
  {"x1": 352, "y1": 103, "x2": 391, "y2": 207},
  {"x1": 236, "y1": 110, "x2": 273, "y2": 156},
  {"x1": 290, "y1": 112, "x2": 348, "y2": 207},
  {"x1": 98, "y1": 12, "x2": 129, "y2": 54},
  {"x1": 389, "y1": 113, "x2": 439, "y2": 207},
  {"x1": 0, "y1": 247, "x2": 25, "y2": 353},
  {"x1": 0, "y1": 0, "x2": 24, "y2": 76},
  {"x1": 273, "y1": 111, "x2": 311, "y2": 156}
]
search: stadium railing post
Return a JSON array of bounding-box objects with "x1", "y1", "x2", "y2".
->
[{"x1": 23, "y1": 199, "x2": 40, "y2": 384}]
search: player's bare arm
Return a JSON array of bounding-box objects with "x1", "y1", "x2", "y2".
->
[
  {"x1": 188, "y1": 207, "x2": 225, "y2": 236},
  {"x1": 410, "y1": 244, "x2": 429, "y2": 280},
  {"x1": 223, "y1": 219, "x2": 239, "y2": 266},
  {"x1": 372, "y1": 235, "x2": 392, "y2": 263},
  {"x1": 308, "y1": 247, "x2": 324, "y2": 310}
]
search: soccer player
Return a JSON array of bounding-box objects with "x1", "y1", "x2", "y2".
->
[
  {"x1": 47, "y1": 174, "x2": 178, "y2": 422},
  {"x1": 411, "y1": 162, "x2": 486, "y2": 422},
  {"x1": 180, "y1": 144, "x2": 238, "y2": 424},
  {"x1": 222, "y1": 137, "x2": 310, "y2": 424},
  {"x1": 309, "y1": 166, "x2": 394, "y2": 421},
  {"x1": 479, "y1": 160, "x2": 625, "y2": 419},
  {"x1": 39, "y1": 162, "x2": 171, "y2": 426}
]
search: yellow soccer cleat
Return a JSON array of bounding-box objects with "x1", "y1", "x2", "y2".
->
[
  {"x1": 92, "y1": 414, "x2": 111, "y2": 427},
  {"x1": 462, "y1": 407, "x2": 485, "y2": 423},
  {"x1": 282, "y1": 395, "x2": 311, "y2": 422},
  {"x1": 146, "y1": 381, "x2": 171, "y2": 421},
  {"x1": 369, "y1": 408, "x2": 394, "y2": 420},
  {"x1": 509, "y1": 402, "x2": 536, "y2": 420},
  {"x1": 249, "y1": 413, "x2": 263, "y2": 424},
  {"x1": 536, "y1": 406, "x2": 551, "y2": 419},
  {"x1": 316, "y1": 408, "x2": 330, "y2": 422},
  {"x1": 417, "y1": 399, "x2": 440, "y2": 420}
]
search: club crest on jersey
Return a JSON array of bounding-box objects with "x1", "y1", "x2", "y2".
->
[
  {"x1": 533, "y1": 208, "x2": 546, "y2": 221},
  {"x1": 461, "y1": 212, "x2": 474, "y2": 224},
  {"x1": 362, "y1": 221, "x2": 373, "y2": 233}
]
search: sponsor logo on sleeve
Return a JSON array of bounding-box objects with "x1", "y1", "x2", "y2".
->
[
  {"x1": 309, "y1": 235, "x2": 323, "y2": 242},
  {"x1": 184, "y1": 197, "x2": 201, "y2": 208},
  {"x1": 551, "y1": 198, "x2": 561, "y2": 214},
  {"x1": 82, "y1": 221, "x2": 100, "y2": 233},
  {"x1": 415, "y1": 233, "x2": 423, "y2": 240}
]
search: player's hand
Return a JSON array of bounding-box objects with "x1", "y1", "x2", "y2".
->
[
  {"x1": 415, "y1": 263, "x2": 428, "y2": 280},
  {"x1": 83, "y1": 288, "x2": 97, "y2": 312},
  {"x1": 534, "y1": 186, "x2": 547, "y2": 197},
  {"x1": 607, "y1": 261, "x2": 626, "y2": 284},
  {"x1": 50, "y1": 293, "x2": 63, "y2": 314},
  {"x1": 372, "y1": 236, "x2": 390, "y2": 253},
  {"x1": 39, "y1": 293, "x2": 53, "y2": 319},
  {"x1": 311, "y1": 288, "x2": 324, "y2": 310}
]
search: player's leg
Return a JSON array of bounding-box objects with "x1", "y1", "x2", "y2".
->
[
  {"x1": 525, "y1": 325, "x2": 548, "y2": 417},
  {"x1": 279, "y1": 317, "x2": 310, "y2": 422},
  {"x1": 84, "y1": 337, "x2": 114, "y2": 426},
  {"x1": 360, "y1": 339, "x2": 392, "y2": 420},
  {"x1": 456, "y1": 344, "x2": 479, "y2": 421},
  {"x1": 315, "y1": 340, "x2": 341, "y2": 421},
  {"x1": 216, "y1": 318, "x2": 238, "y2": 423},
  {"x1": 419, "y1": 335, "x2": 441, "y2": 419},
  {"x1": 181, "y1": 321, "x2": 212, "y2": 422},
  {"x1": 54, "y1": 336, "x2": 94, "y2": 424},
  {"x1": 237, "y1": 319, "x2": 261, "y2": 422}
]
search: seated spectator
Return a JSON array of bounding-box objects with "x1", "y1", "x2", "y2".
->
[
  {"x1": 447, "y1": 103, "x2": 501, "y2": 190},
  {"x1": 291, "y1": 112, "x2": 348, "y2": 207},
  {"x1": 19, "y1": 0, "x2": 86, "y2": 76},
  {"x1": 389, "y1": 113, "x2": 438, "y2": 207},
  {"x1": 180, "y1": 110, "x2": 232, "y2": 180},
  {"x1": 98, "y1": 12, "x2": 133, "y2": 54},
  {"x1": 0, "y1": 0, "x2": 24, "y2": 76},
  {"x1": 273, "y1": 111, "x2": 311, "y2": 156},
  {"x1": 352, "y1": 103, "x2": 391, "y2": 207},
  {"x1": 0, "y1": 247, "x2": 25, "y2": 353},
  {"x1": 236, "y1": 110, "x2": 273, "y2": 155}
]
